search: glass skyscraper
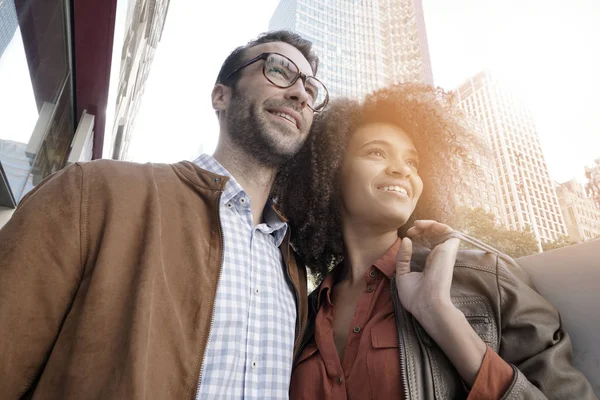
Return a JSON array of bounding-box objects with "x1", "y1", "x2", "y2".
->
[{"x1": 269, "y1": 0, "x2": 434, "y2": 99}]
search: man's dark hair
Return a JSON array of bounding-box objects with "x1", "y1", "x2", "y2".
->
[{"x1": 215, "y1": 30, "x2": 319, "y2": 88}]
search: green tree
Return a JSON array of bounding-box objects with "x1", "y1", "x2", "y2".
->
[
  {"x1": 452, "y1": 207, "x2": 540, "y2": 259},
  {"x1": 542, "y1": 234, "x2": 576, "y2": 252}
]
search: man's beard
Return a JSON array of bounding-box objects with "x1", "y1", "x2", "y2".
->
[{"x1": 226, "y1": 91, "x2": 307, "y2": 168}]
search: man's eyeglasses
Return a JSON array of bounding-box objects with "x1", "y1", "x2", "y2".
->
[{"x1": 224, "y1": 52, "x2": 329, "y2": 112}]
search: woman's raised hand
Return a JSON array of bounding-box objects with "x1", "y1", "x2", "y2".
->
[
  {"x1": 395, "y1": 220, "x2": 487, "y2": 386},
  {"x1": 395, "y1": 220, "x2": 459, "y2": 324}
]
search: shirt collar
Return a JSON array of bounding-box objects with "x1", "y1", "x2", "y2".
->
[
  {"x1": 316, "y1": 237, "x2": 402, "y2": 307},
  {"x1": 193, "y1": 154, "x2": 288, "y2": 243},
  {"x1": 263, "y1": 199, "x2": 288, "y2": 246},
  {"x1": 317, "y1": 268, "x2": 337, "y2": 308},
  {"x1": 373, "y1": 238, "x2": 402, "y2": 279}
]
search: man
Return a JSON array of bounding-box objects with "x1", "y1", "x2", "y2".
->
[{"x1": 0, "y1": 30, "x2": 329, "y2": 399}]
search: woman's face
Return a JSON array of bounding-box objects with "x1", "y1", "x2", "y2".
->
[{"x1": 339, "y1": 122, "x2": 423, "y2": 229}]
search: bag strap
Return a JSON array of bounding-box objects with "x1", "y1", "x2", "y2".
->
[{"x1": 429, "y1": 230, "x2": 502, "y2": 254}]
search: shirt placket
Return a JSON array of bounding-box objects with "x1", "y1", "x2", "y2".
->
[
  {"x1": 194, "y1": 155, "x2": 293, "y2": 400},
  {"x1": 241, "y1": 195, "x2": 261, "y2": 399},
  {"x1": 341, "y1": 267, "x2": 380, "y2": 373}
]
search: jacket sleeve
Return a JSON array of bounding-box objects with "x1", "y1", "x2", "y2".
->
[
  {"x1": 0, "y1": 164, "x2": 86, "y2": 397},
  {"x1": 496, "y1": 256, "x2": 598, "y2": 399}
]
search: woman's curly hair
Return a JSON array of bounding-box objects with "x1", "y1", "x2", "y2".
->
[{"x1": 273, "y1": 83, "x2": 485, "y2": 280}]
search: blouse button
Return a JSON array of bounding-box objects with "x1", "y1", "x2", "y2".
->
[{"x1": 353, "y1": 326, "x2": 361, "y2": 334}]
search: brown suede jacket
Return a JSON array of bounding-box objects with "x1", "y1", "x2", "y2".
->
[{"x1": 0, "y1": 160, "x2": 308, "y2": 399}]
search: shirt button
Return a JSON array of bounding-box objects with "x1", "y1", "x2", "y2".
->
[
  {"x1": 251, "y1": 361, "x2": 257, "y2": 370},
  {"x1": 353, "y1": 326, "x2": 361, "y2": 334},
  {"x1": 226, "y1": 202, "x2": 233, "y2": 209},
  {"x1": 337, "y1": 376, "x2": 343, "y2": 384},
  {"x1": 254, "y1": 288, "x2": 260, "y2": 295},
  {"x1": 367, "y1": 286, "x2": 374, "y2": 293},
  {"x1": 369, "y1": 270, "x2": 376, "y2": 278},
  {"x1": 240, "y1": 197, "x2": 247, "y2": 204}
]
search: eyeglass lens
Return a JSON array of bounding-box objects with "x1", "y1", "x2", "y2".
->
[{"x1": 263, "y1": 53, "x2": 328, "y2": 110}]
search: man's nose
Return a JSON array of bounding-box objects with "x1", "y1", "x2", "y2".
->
[{"x1": 284, "y1": 78, "x2": 310, "y2": 108}]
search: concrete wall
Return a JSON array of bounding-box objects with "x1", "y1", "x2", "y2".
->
[{"x1": 518, "y1": 239, "x2": 600, "y2": 395}]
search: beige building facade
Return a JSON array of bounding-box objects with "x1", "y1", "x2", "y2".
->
[
  {"x1": 107, "y1": 0, "x2": 170, "y2": 160},
  {"x1": 455, "y1": 71, "x2": 568, "y2": 245},
  {"x1": 556, "y1": 179, "x2": 600, "y2": 243}
]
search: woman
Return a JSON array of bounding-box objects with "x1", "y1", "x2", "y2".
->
[{"x1": 275, "y1": 84, "x2": 596, "y2": 399}]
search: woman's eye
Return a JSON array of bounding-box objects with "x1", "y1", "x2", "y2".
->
[
  {"x1": 367, "y1": 149, "x2": 385, "y2": 158},
  {"x1": 407, "y1": 159, "x2": 419, "y2": 169}
]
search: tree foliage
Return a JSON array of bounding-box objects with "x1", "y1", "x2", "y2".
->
[
  {"x1": 451, "y1": 207, "x2": 540, "y2": 259},
  {"x1": 542, "y1": 234, "x2": 576, "y2": 252}
]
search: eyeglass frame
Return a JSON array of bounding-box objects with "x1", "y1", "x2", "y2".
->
[{"x1": 223, "y1": 52, "x2": 329, "y2": 112}]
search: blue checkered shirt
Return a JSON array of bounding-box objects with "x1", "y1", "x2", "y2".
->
[{"x1": 194, "y1": 154, "x2": 297, "y2": 399}]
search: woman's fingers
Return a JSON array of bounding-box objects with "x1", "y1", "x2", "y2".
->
[
  {"x1": 407, "y1": 220, "x2": 453, "y2": 239},
  {"x1": 423, "y1": 237, "x2": 460, "y2": 288},
  {"x1": 406, "y1": 226, "x2": 420, "y2": 237},
  {"x1": 416, "y1": 220, "x2": 453, "y2": 235},
  {"x1": 395, "y1": 237, "x2": 413, "y2": 277}
]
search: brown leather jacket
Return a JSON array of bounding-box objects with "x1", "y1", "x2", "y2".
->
[
  {"x1": 0, "y1": 160, "x2": 308, "y2": 399},
  {"x1": 297, "y1": 232, "x2": 597, "y2": 399}
]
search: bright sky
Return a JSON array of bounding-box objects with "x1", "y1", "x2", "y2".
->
[
  {"x1": 424, "y1": 0, "x2": 600, "y2": 184},
  {"x1": 2, "y1": 1, "x2": 598, "y2": 185},
  {"x1": 124, "y1": 1, "x2": 283, "y2": 163},
  {"x1": 125, "y1": 0, "x2": 600, "y2": 184},
  {"x1": 0, "y1": 27, "x2": 38, "y2": 144}
]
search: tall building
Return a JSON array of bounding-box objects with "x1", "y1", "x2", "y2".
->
[
  {"x1": 269, "y1": 0, "x2": 433, "y2": 99},
  {"x1": 585, "y1": 158, "x2": 600, "y2": 210},
  {"x1": 556, "y1": 179, "x2": 600, "y2": 243},
  {"x1": 452, "y1": 117, "x2": 506, "y2": 226},
  {"x1": 0, "y1": 0, "x2": 18, "y2": 57},
  {"x1": 108, "y1": 0, "x2": 170, "y2": 161},
  {"x1": 455, "y1": 71, "x2": 568, "y2": 246}
]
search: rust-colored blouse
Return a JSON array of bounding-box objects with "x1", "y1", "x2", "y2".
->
[{"x1": 290, "y1": 239, "x2": 514, "y2": 400}]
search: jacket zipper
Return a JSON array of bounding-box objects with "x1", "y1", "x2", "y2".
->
[
  {"x1": 390, "y1": 278, "x2": 411, "y2": 400},
  {"x1": 292, "y1": 335, "x2": 310, "y2": 371},
  {"x1": 292, "y1": 294, "x2": 316, "y2": 371},
  {"x1": 194, "y1": 190, "x2": 225, "y2": 399}
]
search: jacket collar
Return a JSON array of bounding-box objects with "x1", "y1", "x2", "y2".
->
[{"x1": 193, "y1": 154, "x2": 243, "y2": 205}]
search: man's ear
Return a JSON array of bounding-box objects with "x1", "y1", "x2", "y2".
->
[{"x1": 212, "y1": 83, "x2": 232, "y2": 113}]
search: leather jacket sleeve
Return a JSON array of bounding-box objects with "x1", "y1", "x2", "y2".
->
[{"x1": 496, "y1": 256, "x2": 597, "y2": 399}]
